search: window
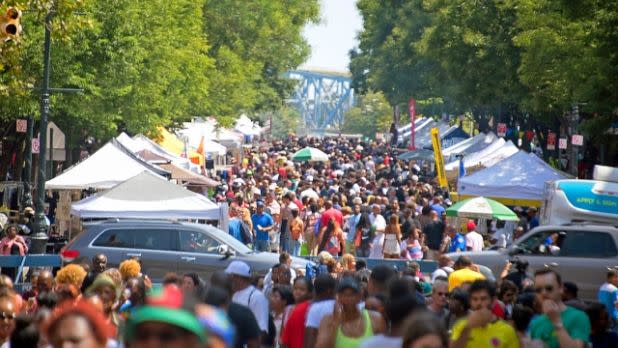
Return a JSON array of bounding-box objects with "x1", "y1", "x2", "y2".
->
[
  {"x1": 517, "y1": 230, "x2": 565, "y2": 256},
  {"x1": 179, "y1": 230, "x2": 221, "y2": 254},
  {"x1": 560, "y1": 231, "x2": 618, "y2": 258},
  {"x1": 93, "y1": 229, "x2": 134, "y2": 248},
  {"x1": 133, "y1": 229, "x2": 176, "y2": 251}
]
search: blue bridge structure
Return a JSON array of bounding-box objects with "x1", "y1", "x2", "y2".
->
[{"x1": 285, "y1": 69, "x2": 354, "y2": 133}]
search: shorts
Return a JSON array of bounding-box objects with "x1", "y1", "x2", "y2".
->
[{"x1": 269, "y1": 231, "x2": 280, "y2": 252}]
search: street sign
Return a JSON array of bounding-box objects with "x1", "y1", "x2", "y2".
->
[
  {"x1": 558, "y1": 138, "x2": 567, "y2": 149},
  {"x1": 16, "y1": 119, "x2": 27, "y2": 133},
  {"x1": 497, "y1": 123, "x2": 507, "y2": 137},
  {"x1": 571, "y1": 134, "x2": 583, "y2": 146},
  {"x1": 32, "y1": 138, "x2": 40, "y2": 154},
  {"x1": 547, "y1": 132, "x2": 556, "y2": 150}
]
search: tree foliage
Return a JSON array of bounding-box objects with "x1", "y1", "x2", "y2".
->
[
  {"x1": 0, "y1": 0, "x2": 319, "y2": 138},
  {"x1": 342, "y1": 91, "x2": 391, "y2": 138},
  {"x1": 350, "y1": 0, "x2": 618, "y2": 142}
]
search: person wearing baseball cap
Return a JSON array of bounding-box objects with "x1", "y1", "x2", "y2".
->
[
  {"x1": 124, "y1": 284, "x2": 205, "y2": 348},
  {"x1": 225, "y1": 261, "x2": 270, "y2": 339},
  {"x1": 314, "y1": 277, "x2": 386, "y2": 347},
  {"x1": 465, "y1": 219, "x2": 484, "y2": 252}
]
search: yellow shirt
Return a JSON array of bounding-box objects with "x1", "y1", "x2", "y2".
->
[
  {"x1": 451, "y1": 318, "x2": 520, "y2": 348},
  {"x1": 448, "y1": 268, "x2": 485, "y2": 292}
]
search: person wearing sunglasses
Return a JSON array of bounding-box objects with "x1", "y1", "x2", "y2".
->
[
  {"x1": 528, "y1": 268, "x2": 590, "y2": 348},
  {"x1": 0, "y1": 295, "x2": 16, "y2": 346},
  {"x1": 427, "y1": 280, "x2": 449, "y2": 324}
]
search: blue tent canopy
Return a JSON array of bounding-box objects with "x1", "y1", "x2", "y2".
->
[{"x1": 422, "y1": 125, "x2": 470, "y2": 150}]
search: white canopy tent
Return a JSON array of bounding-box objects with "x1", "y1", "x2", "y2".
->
[
  {"x1": 115, "y1": 133, "x2": 201, "y2": 172},
  {"x1": 443, "y1": 132, "x2": 488, "y2": 157},
  {"x1": 414, "y1": 121, "x2": 451, "y2": 149},
  {"x1": 457, "y1": 151, "x2": 571, "y2": 202},
  {"x1": 71, "y1": 171, "x2": 221, "y2": 220},
  {"x1": 46, "y1": 139, "x2": 169, "y2": 190},
  {"x1": 445, "y1": 138, "x2": 518, "y2": 171},
  {"x1": 234, "y1": 114, "x2": 263, "y2": 137},
  {"x1": 179, "y1": 118, "x2": 243, "y2": 148}
]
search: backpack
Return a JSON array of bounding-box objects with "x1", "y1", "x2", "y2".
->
[{"x1": 240, "y1": 221, "x2": 253, "y2": 244}]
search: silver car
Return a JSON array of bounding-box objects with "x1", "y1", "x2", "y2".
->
[
  {"x1": 62, "y1": 219, "x2": 311, "y2": 281},
  {"x1": 447, "y1": 224, "x2": 618, "y2": 301}
]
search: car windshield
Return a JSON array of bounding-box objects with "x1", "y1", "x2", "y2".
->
[{"x1": 202, "y1": 224, "x2": 253, "y2": 254}]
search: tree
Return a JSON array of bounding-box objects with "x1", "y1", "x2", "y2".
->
[
  {"x1": 342, "y1": 91, "x2": 391, "y2": 138},
  {"x1": 0, "y1": 0, "x2": 320, "y2": 178}
]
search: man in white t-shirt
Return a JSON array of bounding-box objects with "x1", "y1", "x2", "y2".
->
[
  {"x1": 465, "y1": 220, "x2": 484, "y2": 252},
  {"x1": 304, "y1": 274, "x2": 337, "y2": 348},
  {"x1": 226, "y1": 261, "x2": 269, "y2": 337}
]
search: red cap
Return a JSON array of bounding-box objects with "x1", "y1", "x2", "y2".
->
[{"x1": 466, "y1": 220, "x2": 477, "y2": 232}]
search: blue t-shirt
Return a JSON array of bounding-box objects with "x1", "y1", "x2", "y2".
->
[
  {"x1": 430, "y1": 203, "x2": 445, "y2": 216},
  {"x1": 251, "y1": 213, "x2": 274, "y2": 241},
  {"x1": 598, "y1": 283, "x2": 618, "y2": 319},
  {"x1": 346, "y1": 214, "x2": 361, "y2": 242},
  {"x1": 529, "y1": 216, "x2": 539, "y2": 229},
  {"x1": 228, "y1": 218, "x2": 243, "y2": 243},
  {"x1": 450, "y1": 233, "x2": 467, "y2": 252}
]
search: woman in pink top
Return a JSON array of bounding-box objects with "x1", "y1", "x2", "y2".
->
[
  {"x1": 0, "y1": 224, "x2": 28, "y2": 281},
  {"x1": 0, "y1": 225, "x2": 28, "y2": 256}
]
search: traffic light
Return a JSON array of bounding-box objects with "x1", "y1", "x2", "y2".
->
[{"x1": 1, "y1": 7, "x2": 22, "y2": 40}]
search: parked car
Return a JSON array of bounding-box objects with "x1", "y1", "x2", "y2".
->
[
  {"x1": 62, "y1": 219, "x2": 312, "y2": 281},
  {"x1": 446, "y1": 224, "x2": 618, "y2": 301}
]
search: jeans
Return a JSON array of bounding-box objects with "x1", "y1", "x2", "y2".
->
[
  {"x1": 357, "y1": 241, "x2": 371, "y2": 257},
  {"x1": 291, "y1": 239, "x2": 302, "y2": 256},
  {"x1": 254, "y1": 240, "x2": 270, "y2": 252},
  {"x1": 280, "y1": 232, "x2": 291, "y2": 254}
]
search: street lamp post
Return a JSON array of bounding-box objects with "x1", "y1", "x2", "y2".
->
[{"x1": 29, "y1": 11, "x2": 53, "y2": 254}]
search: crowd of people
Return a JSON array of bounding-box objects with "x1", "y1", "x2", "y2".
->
[
  {"x1": 0, "y1": 249, "x2": 615, "y2": 348},
  {"x1": 0, "y1": 135, "x2": 616, "y2": 348},
  {"x1": 220, "y1": 135, "x2": 541, "y2": 259}
]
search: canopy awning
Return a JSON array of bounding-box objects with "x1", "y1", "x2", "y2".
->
[{"x1": 71, "y1": 171, "x2": 220, "y2": 219}]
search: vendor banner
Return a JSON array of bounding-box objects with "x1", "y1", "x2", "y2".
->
[
  {"x1": 547, "y1": 132, "x2": 556, "y2": 150},
  {"x1": 431, "y1": 127, "x2": 448, "y2": 188}
]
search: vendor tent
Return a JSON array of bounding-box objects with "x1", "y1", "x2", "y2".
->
[
  {"x1": 235, "y1": 114, "x2": 263, "y2": 138},
  {"x1": 71, "y1": 171, "x2": 220, "y2": 219},
  {"x1": 445, "y1": 138, "x2": 517, "y2": 172},
  {"x1": 415, "y1": 122, "x2": 451, "y2": 149},
  {"x1": 46, "y1": 139, "x2": 170, "y2": 190},
  {"x1": 116, "y1": 133, "x2": 199, "y2": 172},
  {"x1": 158, "y1": 163, "x2": 220, "y2": 187},
  {"x1": 179, "y1": 118, "x2": 243, "y2": 148},
  {"x1": 440, "y1": 125, "x2": 470, "y2": 149},
  {"x1": 457, "y1": 151, "x2": 571, "y2": 204},
  {"x1": 399, "y1": 118, "x2": 433, "y2": 144},
  {"x1": 443, "y1": 132, "x2": 486, "y2": 157},
  {"x1": 422, "y1": 125, "x2": 470, "y2": 150},
  {"x1": 156, "y1": 127, "x2": 204, "y2": 165}
]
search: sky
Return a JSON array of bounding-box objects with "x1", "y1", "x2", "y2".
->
[{"x1": 301, "y1": 0, "x2": 363, "y2": 72}]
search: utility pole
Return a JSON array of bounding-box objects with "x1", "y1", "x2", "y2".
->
[{"x1": 29, "y1": 4, "x2": 82, "y2": 253}]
